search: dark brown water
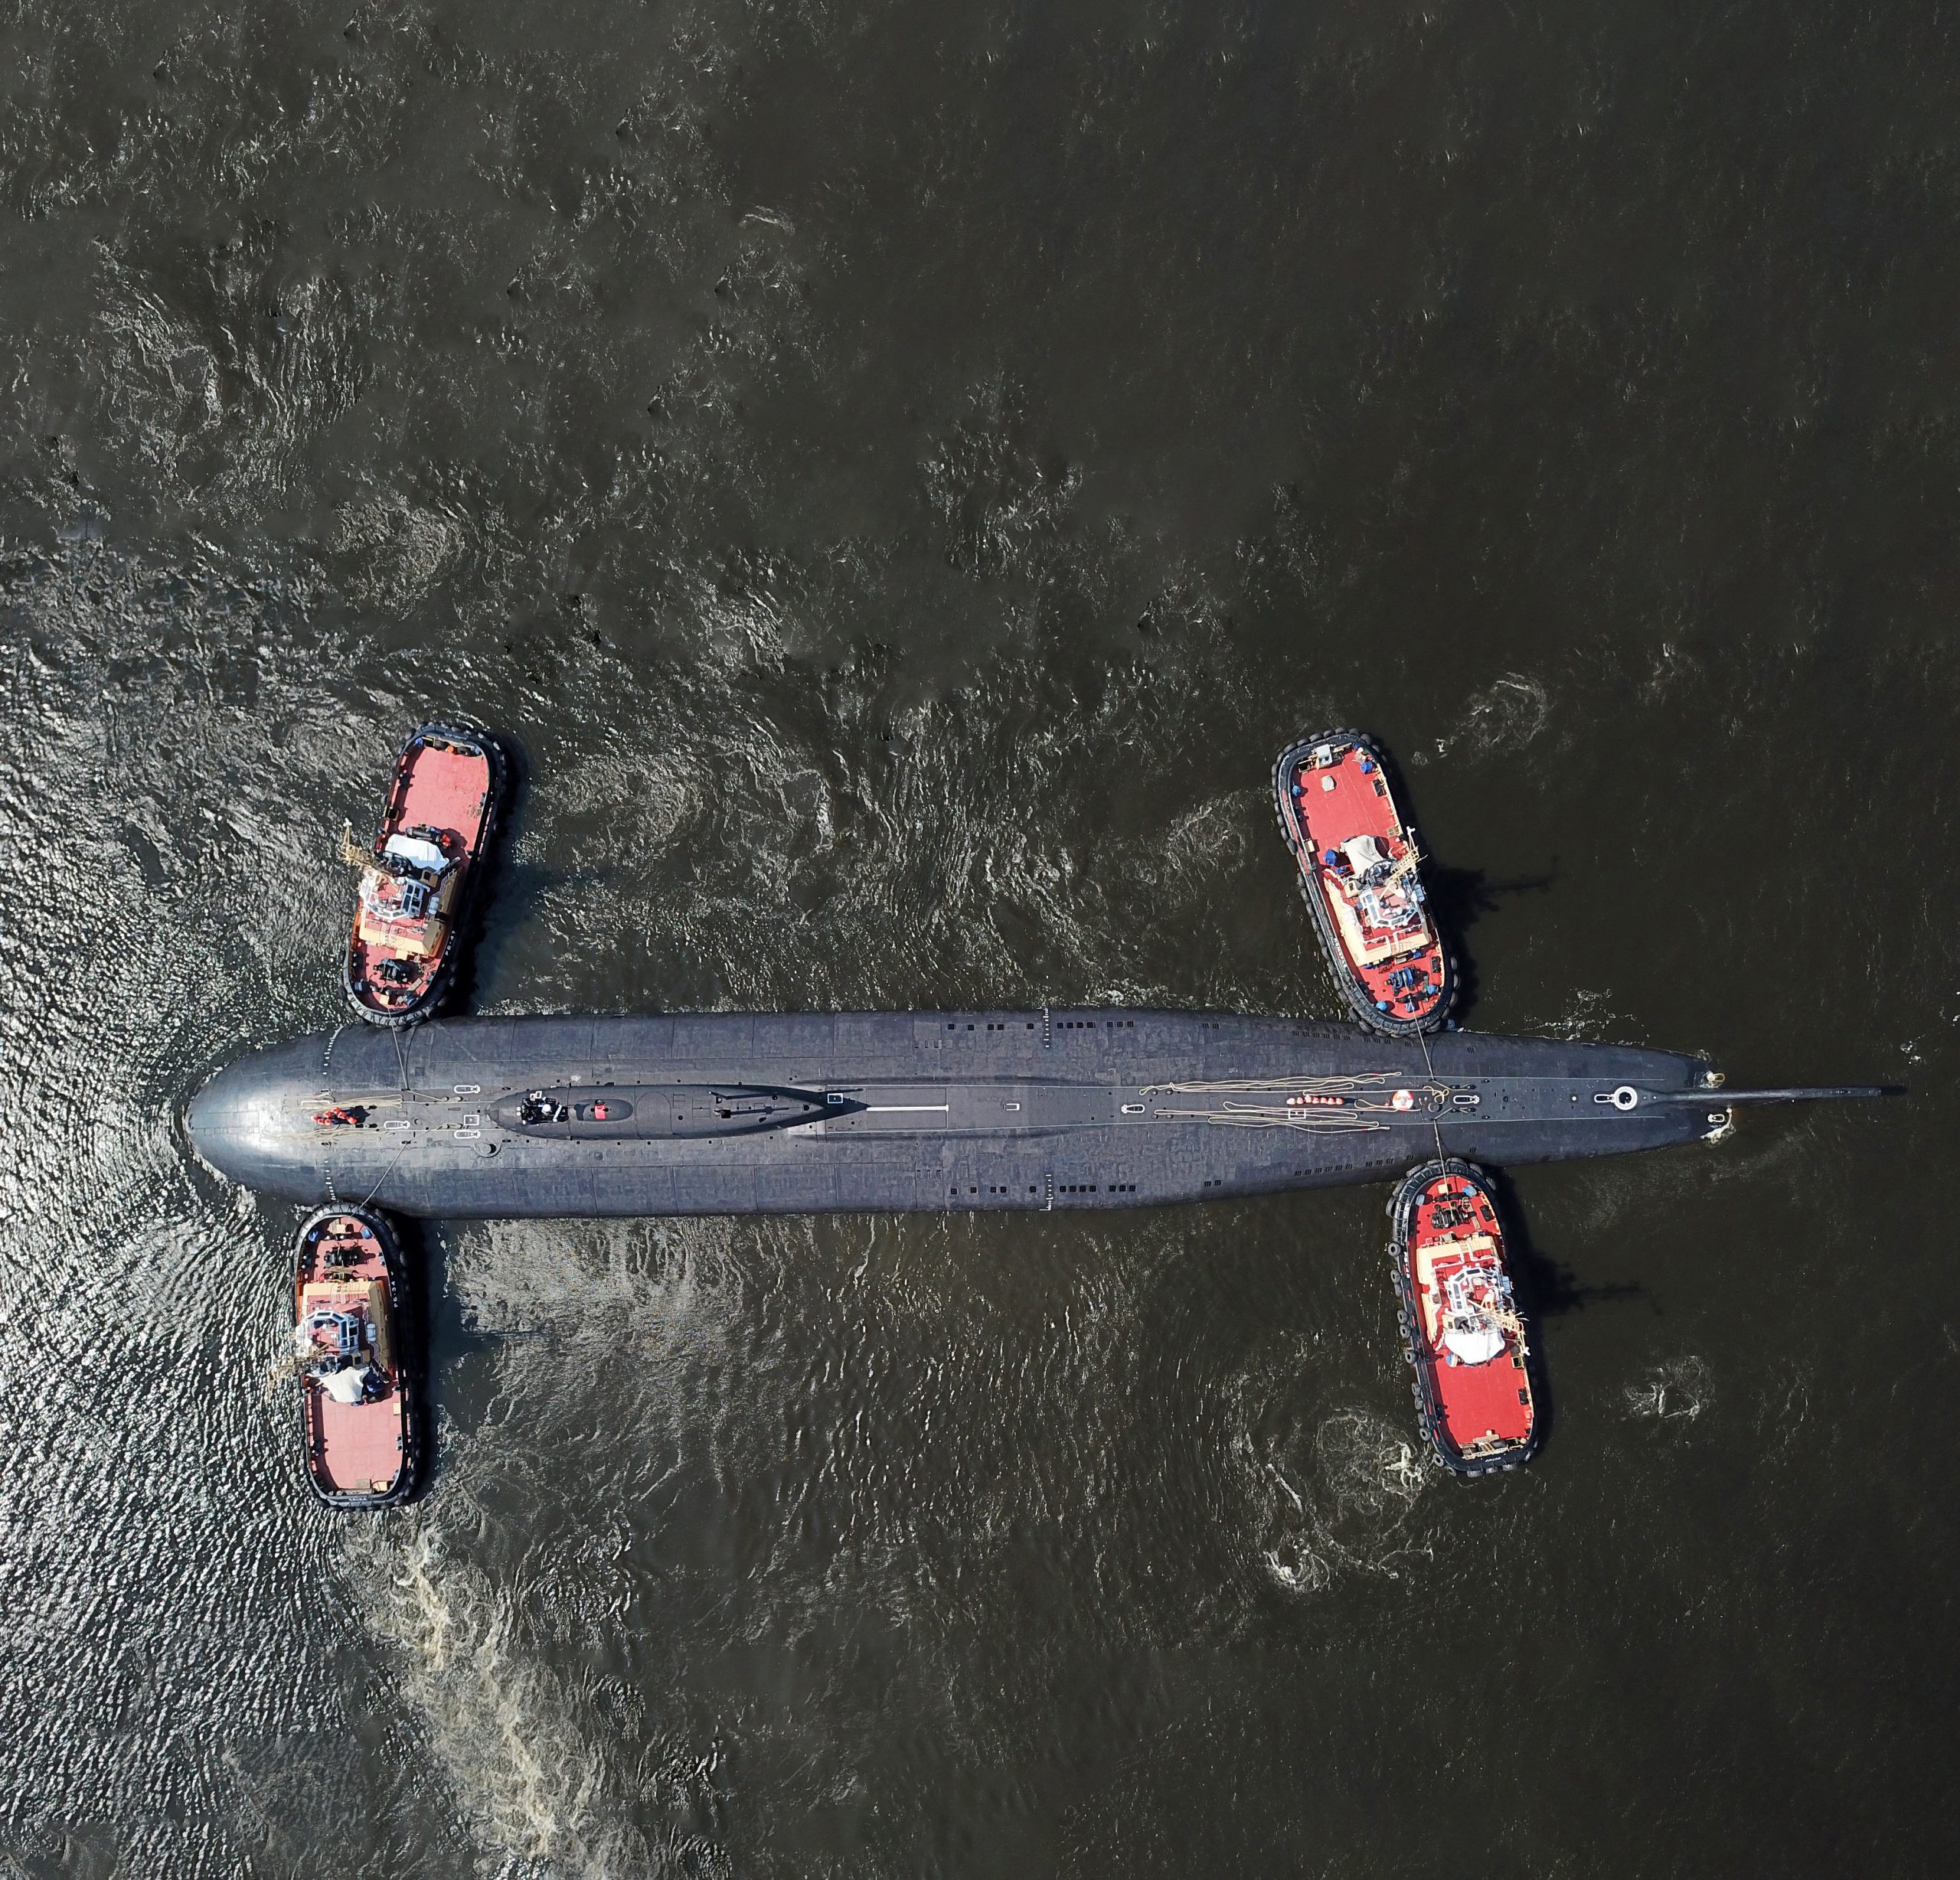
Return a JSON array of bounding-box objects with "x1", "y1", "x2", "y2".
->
[{"x1": 2, "y1": 2, "x2": 1955, "y2": 1874}]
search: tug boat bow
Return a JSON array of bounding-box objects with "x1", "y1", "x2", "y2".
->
[{"x1": 1275, "y1": 730, "x2": 1453, "y2": 1035}]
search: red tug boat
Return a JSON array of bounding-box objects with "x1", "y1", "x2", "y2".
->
[
  {"x1": 1388, "y1": 1159, "x2": 1537, "y2": 1476},
  {"x1": 292, "y1": 1206, "x2": 420, "y2": 1509},
  {"x1": 1272, "y1": 730, "x2": 1453, "y2": 1035},
  {"x1": 343, "y1": 722, "x2": 504, "y2": 1026}
]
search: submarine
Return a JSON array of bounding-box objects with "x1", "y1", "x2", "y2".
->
[{"x1": 183, "y1": 1008, "x2": 1882, "y2": 1219}]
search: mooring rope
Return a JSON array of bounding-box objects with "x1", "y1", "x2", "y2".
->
[
  {"x1": 1413, "y1": 1024, "x2": 1450, "y2": 1173},
  {"x1": 354, "y1": 1131, "x2": 415, "y2": 1211}
]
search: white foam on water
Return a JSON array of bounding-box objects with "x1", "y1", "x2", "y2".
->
[
  {"x1": 1429, "y1": 672, "x2": 1552, "y2": 762},
  {"x1": 1622, "y1": 1354, "x2": 1713, "y2": 1425},
  {"x1": 1234, "y1": 1337, "x2": 1436, "y2": 1598},
  {"x1": 346, "y1": 1519, "x2": 663, "y2": 1879}
]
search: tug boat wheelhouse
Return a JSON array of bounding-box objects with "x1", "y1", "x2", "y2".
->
[
  {"x1": 343, "y1": 723, "x2": 503, "y2": 1026},
  {"x1": 292, "y1": 1206, "x2": 418, "y2": 1509},
  {"x1": 1389, "y1": 1159, "x2": 1537, "y2": 1476},
  {"x1": 1273, "y1": 730, "x2": 1453, "y2": 1036}
]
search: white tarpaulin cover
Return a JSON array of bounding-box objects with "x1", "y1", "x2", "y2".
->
[
  {"x1": 1341, "y1": 834, "x2": 1387, "y2": 873},
  {"x1": 1442, "y1": 1324, "x2": 1506, "y2": 1366},
  {"x1": 383, "y1": 833, "x2": 449, "y2": 873},
  {"x1": 322, "y1": 1366, "x2": 371, "y2": 1404}
]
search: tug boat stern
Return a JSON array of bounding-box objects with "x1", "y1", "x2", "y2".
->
[{"x1": 342, "y1": 723, "x2": 503, "y2": 1027}]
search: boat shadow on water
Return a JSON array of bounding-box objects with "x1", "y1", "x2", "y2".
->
[
  {"x1": 1468, "y1": 1166, "x2": 1654, "y2": 1468},
  {"x1": 1417, "y1": 860, "x2": 1560, "y2": 1028},
  {"x1": 387, "y1": 1213, "x2": 441, "y2": 1508},
  {"x1": 392, "y1": 1216, "x2": 456, "y2": 1508},
  {"x1": 429, "y1": 726, "x2": 526, "y2": 1022},
  {"x1": 438, "y1": 724, "x2": 659, "y2": 1011},
  {"x1": 403, "y1": 1216, "x2": 564, "y2": 1506}
]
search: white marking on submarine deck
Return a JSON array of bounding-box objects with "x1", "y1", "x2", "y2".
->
[{"x1": 864, "y1": 1104, "x2": 952, "y2": 1113}]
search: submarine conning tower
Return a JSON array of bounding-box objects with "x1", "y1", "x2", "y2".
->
[{"x1": 181, "y1": 1009, "x2": 1762, "y2": 1219}]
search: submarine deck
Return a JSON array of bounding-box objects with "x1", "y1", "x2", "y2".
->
[{"x1": 185, "y1": 1010, "x2": 1728, "y2": 1219}]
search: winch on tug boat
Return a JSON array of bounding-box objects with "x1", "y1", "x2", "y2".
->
[
  {"x1": 1272, "y1": 729, "x2": 1454, "y2": 1036},
  {"x1": 1388, "y1": 1159, "x2": 1538, "y2": 1477},
  {"x1": 292, "y1": 1206, "x2": 420, "y2": 1509},
  {"x1": 341, "y1": 722, "x2": 504, "y2": 1026}
]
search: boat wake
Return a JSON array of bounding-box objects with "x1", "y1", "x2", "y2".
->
[
  {"x1": 1426, "y1": 671, "x2": 1553, "y2": 762},
  {"x1": 1622, "y1": 1355, "x2": 1713, "y2": 1426},
  {"x1": 345, "y1": 1518, "x2": 675, "y2": 1879},
  {"x1": 1253, "y1": 1400, "x2": 1435, "y2": 1596}
]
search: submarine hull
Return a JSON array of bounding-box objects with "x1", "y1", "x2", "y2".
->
[{"x1": 184, "y1": 1011, "x2": 1726, "y2": 1219}]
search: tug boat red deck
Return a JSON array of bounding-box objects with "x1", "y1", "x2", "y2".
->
[
  {"x1": 293, "y1": 1206, "x2": 417, "y2": 1509},
  {"x1": 1273, "y1": 730, "x2": 1452, "y2": 1035},
  {"x1": 343, "y1": 723, "x2": 501, "y2": 1026},
  {"x1": 1389, "y1": 1159, "x2": 1537, "y2": 1476}
]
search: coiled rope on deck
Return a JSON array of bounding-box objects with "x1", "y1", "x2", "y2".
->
[
  {"x1": 1142, "y1": 1068, "x2": 1452, "y2": 1134},
  {"x1": 1139, "y1": 1073, "x2": 1435, "y2": 1096},
  {"x1": 1149, "y1": 1103, "x2": 1390, "y2": 1134}
]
